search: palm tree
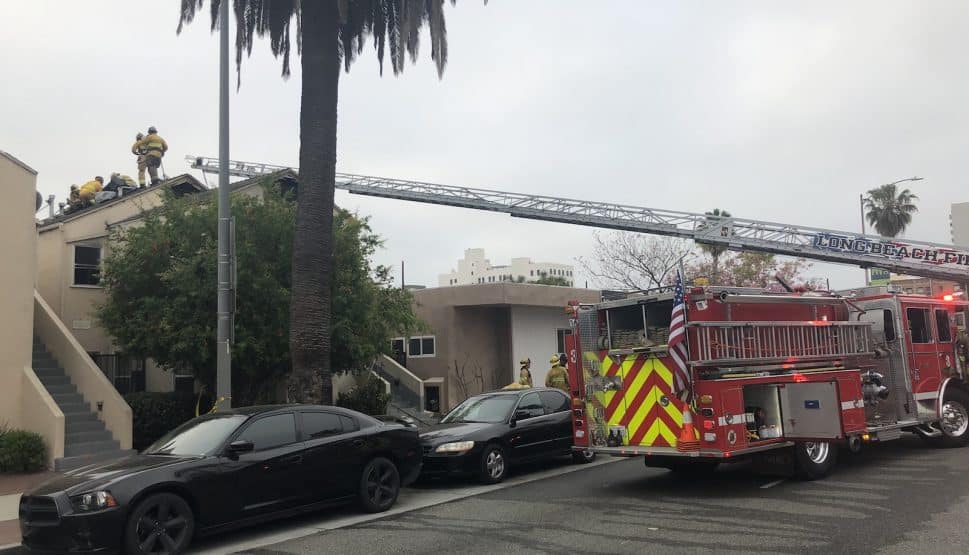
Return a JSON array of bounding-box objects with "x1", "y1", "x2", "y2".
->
[
  {"x1": 863, "y1": 184, "x2": 919, "y2": 237},
  {"x1": 699, "y1": 208, "x2": 731, "y2": 283},
  {"x1": 178, "y1": 1, "x2": 454, "y2": 404}
]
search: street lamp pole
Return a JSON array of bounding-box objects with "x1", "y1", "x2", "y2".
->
[
  {"x1": 216, "y1": 0, "x2": 233, "y2": 409},
  {"x1": 860, "y1": 176, "x2": 923, "y2": 287}
]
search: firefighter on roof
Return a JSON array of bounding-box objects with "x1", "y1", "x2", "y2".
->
[
  {"x1": 77, "y1": 177, "x2": 103, "y2": 208},
  {"x1": 142, "y1": 126, "x2": 168, "y2": 185},
  {"x1": 131, "y1": 132, "x2": 147, "y2": 187},
  {"x1": 545, "y1": 354, "x2": 569, "y2": 392}
]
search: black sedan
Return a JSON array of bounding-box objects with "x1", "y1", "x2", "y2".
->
[
  {"x1": 419, "y1": 387, "x2": 594, "y2": 484},
  {"x1": 19, "y1": 404, "x2": 421, "y2": 554}
]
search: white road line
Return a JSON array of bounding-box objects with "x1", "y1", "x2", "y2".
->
[
  {"x1": 195, "y1": 457, "x2": 620, "y2": 554},
  {"x1": 760, "y1": 478, "x2": 786, "y2": 489}
]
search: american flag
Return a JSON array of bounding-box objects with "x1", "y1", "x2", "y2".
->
[{"x1": 668, "y1": 270, "x2": 691, "y2": 397}]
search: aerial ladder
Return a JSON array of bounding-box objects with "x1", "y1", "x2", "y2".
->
[{"x1": 186, "y1": 155, "x2": 969, "y2": 286}]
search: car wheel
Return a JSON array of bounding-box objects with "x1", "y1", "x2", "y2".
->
[
  {"x1": 794, "y1": 440, "x2": 838, "y2": 480},
  {"x1": 938, "y1": 388, "x2": 969, "y2": 448},
  {"x1": 359, "y1": 457, "x2": 401, "y2": 513},
  {"x1": 478, "y1": 444, "x2": 508, "y2": 484},
  {"x1": 123, "y1": 492, "x2": 194, "y2": 555},
  {"x1": 572, "y1": 449, "x2": 596, "y2": 464}
]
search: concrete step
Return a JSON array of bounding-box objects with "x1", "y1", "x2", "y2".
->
[
  {"x1": 66, "y1": 419, "x2": 104, "y2": 434},
  {"x1": 55, "y1": 449, "x2": 136, "y2": 473},
  {"x1": 52, "y1": 392, "x2": 85, "y2": 406},
  {"x1": 32, "y1": 367, "x2": 65, "y2": 378},
  {"x1": 38, "y1": 375, "x2": 71, "y2": 387},
  {"x1": 64, "y1": 439, "x2": 121, "y2": 458},
  {"x1": 58, "y1": 402, "x2": 93, "y2": 416},
  {"x1": 66, "y1": 430, "x2": 114, "y2": 445},
  {"x1": 45, "y1": 383, "x2": 78, "y2": 396}
]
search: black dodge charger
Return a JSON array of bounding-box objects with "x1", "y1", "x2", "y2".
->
[
  {"x1": 19, "y1": 404, "x2": 421, "y2": 554},
  {"x1": 419, "y1": 388, "x2": 595, "y2": 484}
]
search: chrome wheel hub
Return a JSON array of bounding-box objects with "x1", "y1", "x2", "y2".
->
[
  {"x1": 804, "y1": 441, "x2": 830, "y2": 464},
  {"x1": 941, "y1": 401, "x2": 969, "y2": 437},
  {"x1": 486, "y1": 451, "x2": 505, "y2": 479}
]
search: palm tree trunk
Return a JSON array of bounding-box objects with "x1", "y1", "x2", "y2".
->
[{"x1": 288, "y1": 0, "x2": 341, "y2": 405}]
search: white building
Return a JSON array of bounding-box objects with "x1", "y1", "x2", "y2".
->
[
  {"x1": 438, "y1": 248, "x2": 575, "y2": 287},
  {"x1": 951, "y1": 202, "x2": 969, "y2": 246}
]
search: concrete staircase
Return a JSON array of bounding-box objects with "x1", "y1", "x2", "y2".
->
[{"x1": 32, "y1": 337, "x2": 134, "y2": 471}]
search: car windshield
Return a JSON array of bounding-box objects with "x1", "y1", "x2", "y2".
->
[
  {"x1": 441, "y1": 395, "x2": 518, "y2": 424},
  {"x1": 144, "y1": 414, "x2": 247, "y2": 456}
]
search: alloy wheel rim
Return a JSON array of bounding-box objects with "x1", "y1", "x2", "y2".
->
[
  {"x1": 804, "y1": 441, "x2": 829, "y2": 464},
  {"x1": 135, "y1": 500, "x2": 188, "y2": 554},
  {"x1": 941, "y1": 401, "x2": 969, "y2": 437},
  {"x1": 367, "y1": 462, "x2": 397, "y2": 506},
  {"x1": 486, "y1": 450, "x2": 505, "y2": 479}
]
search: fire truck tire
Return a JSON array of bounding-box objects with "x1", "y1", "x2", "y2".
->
[
  {"x1": 939, "y1": 388, "x2": 969, "y2": 448},
  {"x1": 794, "y1": 441, "x2": 837, "y2": 480},
  {"x1": 477, "y1": 444, "x2": 508, "y2": 484},
  {"x1": 572, "y1": 449, "x2": 596, "y2": 464}
]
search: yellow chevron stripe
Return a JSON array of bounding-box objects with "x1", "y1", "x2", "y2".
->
[
  {"x1": 599, "y1": 354, "x2": 614, "y2": 376},
  {"x1": 662, "y1": 397, "x2": 683, "y2": 426},
  {"x1": 652, "y1": 357, "x2": 674, "y2": 386},
  {"x1": 656, "y1": 419, "x2": 679, "y2": 446}
]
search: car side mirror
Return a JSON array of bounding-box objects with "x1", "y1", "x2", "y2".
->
[{"x1": 227, "y1": 440, "x2": 254, "y2": 454}]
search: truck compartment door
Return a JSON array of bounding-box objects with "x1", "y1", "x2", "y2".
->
[{"x1": 778, "y1": 382, "x2": 842, "y2": 440}]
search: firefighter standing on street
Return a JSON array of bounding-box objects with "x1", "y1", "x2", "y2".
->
[
  {"x1": 131, "y1": 132, "x2": 147, "y2": 187},
  {"x1": 142, "y1": 126, "x2": 168, "y2": 185},
  {"x1": 545, "y1": 354, "x2": 569, "y2": 392}
]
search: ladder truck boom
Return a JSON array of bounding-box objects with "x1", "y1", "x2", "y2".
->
[{"x1": 187, "y1": 154, "x2": 969, "y2": 284}]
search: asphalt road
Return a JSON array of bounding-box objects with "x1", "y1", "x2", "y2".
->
[{"x1": 236, "y1": 437, "x2": 969, "y2": 555}]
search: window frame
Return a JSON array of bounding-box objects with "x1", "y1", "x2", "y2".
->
[
  {"x1": 72, "y1": 243, "x2": 103, "y2": 288},
  {"x1": 907, "y1": 307, "x2": 934, "y2": 344},
  {"x1": 235, "y1": 412, "x2": 299, "y2": 452},
  {"x1": 408, "y1": 335, "x2": 436, "y2": 358},
  {"x1": 539, "y1": 390, "x2": 570, "y2": 414},
  {"x1": 513, "y1": 392, "x2": 545, "y2": 421},
  {"x1": 299, "y1": 411, "x2": 345, "y2": 441},
  {"x1": 935, "y1": 309, "x2": 953, "y2": 343}
]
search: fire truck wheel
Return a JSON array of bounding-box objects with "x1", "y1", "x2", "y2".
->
[
  {"x1": 572, "y1": 449, "x2": 596, "y2": 464},
  {"x1": 478, "y1": 444, "x2": 508, "y2": 484},
  {"x1": 794, "y1": 441, "x2": 837, "y2": 480},
  {"x1": 939, "y1": 388, "x2": 969, "y2": 448}
]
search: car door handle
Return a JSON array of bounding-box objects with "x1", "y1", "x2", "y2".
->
[{"x1": 352, "y1": 439, "x2": 365, "y2": 447}]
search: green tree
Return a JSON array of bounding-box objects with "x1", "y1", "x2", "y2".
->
[
  {"x1": 97, "y1": 186, "x2": 421, "y2": 406},
  {"x1": 178, "y1": 1, "x2": 459, "y2": 404},
  {"x1": 698, "y1": 208, "x2": 731, "y2": 282},
  {"x1": 864, "y1": 183, "x2": 919, "y2": 237},
  {"x1": 530, "y1": 274, "x2": 571, "y2": 286},
  {"x1": 685, "y1": 251, "x2": 821, "y2": 289}
]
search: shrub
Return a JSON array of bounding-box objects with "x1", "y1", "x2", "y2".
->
[
  {"x1": 337, "y1": 374, "x2": 391, "y2": 416},
  {"x1": 0, "y1": 430, "x2": 47, "y2": 473},
  {"x1": 124, "y1": 392, "x2": 212, "y2": 451}
]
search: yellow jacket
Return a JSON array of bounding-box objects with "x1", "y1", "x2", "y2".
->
[
  {"x1": 131, "y1": 139, "x2": 146, "y2": 156},
  {"x1": 545, "y1": 365, "x2": 569, "y2": 392},
  {"x1": 142, "y1": 133, "x2": 168, "y2": 158},
  {"x1": 79, "y1": 180, "x2": 103, "y2": 197}
]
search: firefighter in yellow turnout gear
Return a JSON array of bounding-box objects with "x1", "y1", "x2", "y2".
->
[
  {"x1": 545, "y1": 354, "x2": 569, "y2": 392},
  {"x1": 503, "y1": 358, "x2": 533, "y2": 390},
  {"x1": 141, "y1": 126, "x2": 168, "y2": 185},
  {"x1": 131, "y1": 132, "x2": 147, "y2": 187}
]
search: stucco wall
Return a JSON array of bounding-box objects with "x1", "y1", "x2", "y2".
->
[
  {"x1": 0, "y1": 151, "x2": 38, "y2": 430},
  {"x1": 510, "y1": 306, "x2": 573, "y2": 388}
]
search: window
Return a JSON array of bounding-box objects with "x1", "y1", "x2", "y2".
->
[
  {"x1": 408, "y1": 336, "x2": 436, "y2": 357},
  {"x1": 302, "y1": 412, "x2": 343, "y2": 439},
  {"x1": 883, "y1": 310, "x2": 897, "y2": 342},
  {"x1": 515, "y1": 392, "x2": 545, "y2": 419},
  {"x1": 91, "y1": 353, "x2": 146, "y2": 394},
  {"x1": 936, "y1": 309, "x2": 952, "y2": 342},
  {"x1": 907, "y1": 308, "x2": 933, "y2": 344},
  {"x1": 539, "y1": 391, "x2": 570, "y2": 414},
  {"x1": 556, "y1": 329, "x2": 572, "y2": 354},
  {"x1": 73, "y1": 245, "x2": 101, "y2": 286},
  {"x1": 239, "y1": 413, "x2": 297, "y2": 451},
  {"x1": 174, "y1": 375, "x2": 195, "y2": 393},
  {"x1": 391, "y1": 338, "x2": 405, "y2": 356},
  {"x1": 530, "y1": 270, "x2": 534, "y2": 276},
  {"x1": 340, "y1": 415, "x2": 358, "y2": 432}
]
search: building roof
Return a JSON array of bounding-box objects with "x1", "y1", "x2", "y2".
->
[
  {"x1": 37, "y1": 174, "x2": 206, "y2": 230},
  {"x1": 106, "y1": 169, "x2": 298, "y2": 228},
  {"x1": 412, "y1": 282, "x2": 600, "y2": 308},
  {"x1": 0, "y1": 150, "x2": 38, "y2": 175}
]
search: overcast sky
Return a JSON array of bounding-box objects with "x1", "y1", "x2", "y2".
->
[{"x1": 3, "y1": 1, "x2": 967, "y2": 290}]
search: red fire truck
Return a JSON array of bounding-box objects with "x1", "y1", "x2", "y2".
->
[{"x1": 564, "y1": 285, "x2": 969, "y2": 478}]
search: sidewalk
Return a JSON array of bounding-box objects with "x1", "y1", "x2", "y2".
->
[{"x1": 0, "y1": 472, "x2": 56, "y2": 548}]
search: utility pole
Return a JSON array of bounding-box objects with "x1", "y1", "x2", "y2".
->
[{"x1": 216, "y1": 0, "x2": 233, "y2": 409}]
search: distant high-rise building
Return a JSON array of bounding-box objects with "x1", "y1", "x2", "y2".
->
[
  {"x1": 438, "y1": 248, "x2": 575, "y2": 287},
  {"x1": 951, "y1": 202, "x2": 969, "y2": 246}
]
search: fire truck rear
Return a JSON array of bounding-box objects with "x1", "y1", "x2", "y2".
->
[{"x1": 565, "y1": 285, "x2": 969, "y2": 478}]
